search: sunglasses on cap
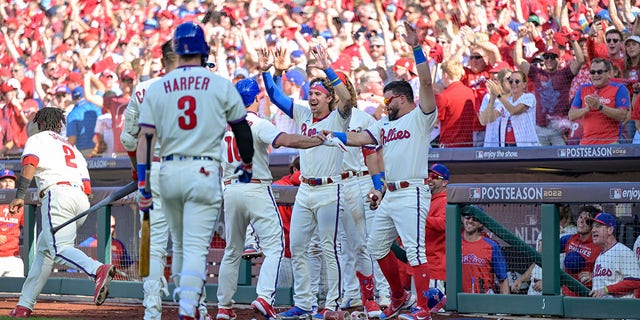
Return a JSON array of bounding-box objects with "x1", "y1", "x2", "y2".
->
[{"x1": 428, "y1": 172, "x2": 444, "y2": 180}]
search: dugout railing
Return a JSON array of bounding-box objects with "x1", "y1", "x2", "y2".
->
[{"x1": 446, "y1": 182, "x2": 640, "y2": 319}]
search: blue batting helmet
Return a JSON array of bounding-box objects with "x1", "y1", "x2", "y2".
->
[
  {"x1": 173, "y1": 22, "x2": 209, "y2": 56},
  {"x1": 564, "y1": 251, "x2": 586, "y2": 274},
  {"x1": 235, "y1": 78, "x2": 261, "y2": 107},
  {"x1": 425, "y1": 287, "x2": 446, "y2": 310}
]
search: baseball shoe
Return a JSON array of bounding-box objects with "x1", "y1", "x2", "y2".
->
[
  {"x1": 397, "y1": 307, "x2": 432, "y2": 320},
  {"x1": 340, "y1": 297, "x2": 363, "y2": 309},
  {"x1": 216, "y1": 308, "x2": 237, "y2": 320},
  {"x1": 378, "y1": 291, "x2": 416, "y2": 319},
  {"x1": 251, "y1": 297, "x2": 277, "y2": 318},
  {"x1": 312, "y1": 308, "x2": 330, "y2": 319},
  {"x1": 242, "y1": 244, "x2": 263, "y2": 259},
  {"x1": 8, "y1": 305, "x2": 32, "y2": 318},
  {"x1": 378, "y1": 294, "x2": 391, "y2": 308},
  {"x1": 94, "y1": 264, "x2": 116, "y2": 306},
  {"x1": 364, "y1": 299, "x2": 382, "y2": 318},
  {"x1": 278, "y1": 306, "x2": 312, "y2": 318}
]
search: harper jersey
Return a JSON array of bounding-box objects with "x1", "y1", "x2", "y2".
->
[
  {"x1": 138, "y1": 66, "x2": 247, "y2": 160},
  {"x1": 592, "y1": 242, "x2": 640, "y2": 298},
  {"x1": 221, "y1": 111, "x2": 280, "y2": 181},
  {"x1": 22, "y1": 130, "x2": 90, "y2": 192},
  {"x1": 365, "y1": 107, "x2": 437, "y2": 181}
]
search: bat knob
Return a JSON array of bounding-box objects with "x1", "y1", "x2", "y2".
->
[{"x1": 370, "y1": 194, "x2": 379, "y2": 202}]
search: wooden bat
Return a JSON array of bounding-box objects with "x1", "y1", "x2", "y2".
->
[
  {"x1": 139, "y1": 133, "x2": 153, "y2": 277},
  {"x1": 50, "y1": 181, "x2": 137, "y2": 234}
]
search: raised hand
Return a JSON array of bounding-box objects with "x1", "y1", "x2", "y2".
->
[
  {"x1": 257, "y1": 48, "x2": 273, "y2": 72},
  {"x1": 309, "y1": 45, "x2": 330, "y2": 69},
  {"x1": 402, "y1": 21, "x2": 419, "y2": 47},
  {"x1": 273, "y1": 47, "x2": 293, "y2": 72},
  {"x1": 486, "y1": 79, "x2": 502, "y2": 96}
]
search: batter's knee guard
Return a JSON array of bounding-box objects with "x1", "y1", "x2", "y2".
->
[{"x1": 143, "y1": 278, "x2": 168, "y2": 320}]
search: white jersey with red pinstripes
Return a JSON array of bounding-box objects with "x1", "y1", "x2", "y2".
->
[
  {"x1": 365, "y1": 107, "x2": 437, "y2": 181},
  {"x1": 592, "y1": 242, "x2": 640, "y2": 298},
  {"x1": 221, "y1": 111, "x2": 280, "y2": 181},
  {"x1": 292, "y1": 100, "x2": 350, "y2": 178},
  {"x1": 343, "y1": 108, "x2": 376, "y2": 172},
  {"x1": 634, "y1": 235, "x2": 640, "y2": 263},
  {"x1": 138, "y1": 66, "x2": 247, "y2": 160},
  {"x1": 22, "y1": 130, "x2": 89, "y2": 192},
  {"x1": 502, "y1": 93, "x2": 539, "y2": 146}
]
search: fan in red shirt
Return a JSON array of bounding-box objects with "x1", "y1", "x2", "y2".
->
[{"x1": 0, "y1": 170, "x2": 23, "y2": 277}]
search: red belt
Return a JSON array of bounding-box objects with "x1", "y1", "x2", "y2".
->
[
  {"x1": 152, "y1": 156, "x2": 161, "y2": 162},
  {"x1": 386, "y1": 179, "x2": 428, "y2": 192},
  {"x1": 40, "y1": 181, "x2": 83, "y2": 198},
  {"x1": 223, "y1": 179, "x2": 264, "y2": 185},
  {"x1": 301, "y1": 177, "x2": 334, "y2": 186},
  {"x1": 341, "y1": 170, "x2": 370, "y2": 179}
]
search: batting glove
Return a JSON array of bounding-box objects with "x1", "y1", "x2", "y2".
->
[
  {"x1": 322, "y1": 135, "x2": 348, "y2": 152},
  {"x1": 137, "y1": 164, "x2": 153, "y2": 212},
  {"x1": 234, "y1": 162, "x2": 253, "y2": 183}
]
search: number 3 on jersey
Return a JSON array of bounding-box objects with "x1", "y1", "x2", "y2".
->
[
  {"x1": 178, "y1": 96, "x2": 197, "y2": 130},
  {"x1": 224, "y1": 136, "x2": 241, "y2": 163}
]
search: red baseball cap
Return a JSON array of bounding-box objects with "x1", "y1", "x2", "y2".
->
[
  {"x1": 119, "y1": 69, "x2": 136, "y2": 80},
  {"x1": 543, "y1": 46, "x2": 562, "y2": 57},
  {"x1": 393, "y1": 58, "x2": 416, "y2": 75}
]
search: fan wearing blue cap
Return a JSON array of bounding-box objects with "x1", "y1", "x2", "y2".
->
[
  {"x1": 426, "y1": 163, "x2": 450, "y2": 298},
  {"x1": 216, "y1": 78, "x2": 334, "y2": 320},
  {"x1": 589, "y1": 212, "x2": 640, "y2": 298}
]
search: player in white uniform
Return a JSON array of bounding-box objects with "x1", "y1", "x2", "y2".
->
[
  {"x1": 8, "y1": 107, "x2": 116, "y2": 318},
  {"x1": 217, "y1": 78, "x2": 340, "y2": 319},
  {"x1": 588, "y1": 212, "x2": 640, "y2": 298},
  {"x1": 259, "y1": 46, "x2": 353, "y2": 319},
  {"x1": 320, "y1": 22, "x2": 438, "y2": 320},
  {"x1": 334, "y1": 71, "x2": 385, "y2": 318},
  {"x1": 136, "y1": 22, "x2": 254, "y2": 320}
]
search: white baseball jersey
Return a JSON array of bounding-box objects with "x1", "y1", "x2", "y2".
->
[
  {"x1": 366, "y1": 107, "x2": 437, "y2": 181},
  {"x1": 22, "y1": 130, "x2": 89, "y2": 191},
  {"x1": 138, "y1": 66, "x2": 247, "y2": 160},
  {"x1": 292, "y1": 100, "x2": 350, "y2": 178},
  {"x1": 124, "y1": 77, "x2": 162, "y2": 156},
  {"x1": 592, "y1": 242, "x2": 640, "y2": 298},
  {"x1": 343, "y1": 108, "x2": 376, "y2": 172},
  {"x1": 221, "y1": 111, "x2": 280, "y2": 180},
  {"x1": 479, "y1": 94, "x2": 509, "y2": 148},
  {"x1": 503, "y1": 93, "x2": 539, "y2": 146},
  {"x1": 634, "y1": 235, "x2": 640, "y2": 263}
]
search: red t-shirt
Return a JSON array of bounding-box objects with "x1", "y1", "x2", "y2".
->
[
  {"x1": 104, "y1": 95, "x2": 130, "y2": 153},
  {"x1": 426, "y1": 191, "x2": 447, "y2": 280},
  {"x1": 571, "y1": 82, "x2": 630, "y2": 144},
  {"x1": 561, "y1": 233, "x2": 602, "y2": 296},
  {"x1": 528, "y1": 65, "x2": 576, "y2": 126},
  {"x1": 461, "y1": 67, "x2": 490, "y2": 132},
  {"x1": 462, "y1": 236, "x2": 509, "y2": 293},
  {"x1": 434, "y1": 82, "x2": 475, "y2": 147},
  {"x1": 0, "y1": 205, "x2": 23, "y2": 257},
  {"x1": 1, "y1": 102, "x2": 28, "y2": 150}
]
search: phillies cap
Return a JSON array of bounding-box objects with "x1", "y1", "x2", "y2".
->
[
  {"x1": 72, "y1": 87, "x2": 84, "y2": 100},
  {"x1": 429, "y1": 163, "x2": 450, "y2": 180},
  {"x1": 393, "y1": 58, "x2": 416, "y2": 75},
  {"x1": 591, "y1": 212, "x2": 616, "y2": 231},
  {"x1": 543, "y1": 46, "x2": 561, "y2": 57},
  {"x1": 284, "y1": 69, "x2": 305, "y2": 86},
  {"x1": 119, "y1": 69, "x2": 136, "y2": 80},
  {"x1": 564, "y1": 251, "x2": 586, "y2": 274},
  {"x1": 0, "y1": 169, "x2": 16, "y2": 181}
]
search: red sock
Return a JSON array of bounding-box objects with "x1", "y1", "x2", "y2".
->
[
  {"x1": 377, "y1": 252, "x2": 405, "y2": 299},
  {"x1": 412, "y1": 263, "x2": 431, "y2": 309},
  {"x1": 356, "y1": 271, "x2": 375, "y2": 301}
]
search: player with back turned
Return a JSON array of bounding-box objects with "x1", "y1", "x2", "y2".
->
[
  {"x1": 136, "y1": 22, "x2": 254, "y2": 320},
  {"x1": 319, "y1": 21, "x2": 438, "y2": 320},
  {"x1": 8, "y1": 107, "x2": 116, "y2": 318}
]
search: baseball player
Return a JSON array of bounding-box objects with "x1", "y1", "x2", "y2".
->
[
  {"x1": 8, "y1": 107, "x2": 116, "y2": 318},
  {"x1": 217, "y1": 78, "x2": 340, "y2": 319},
  {"x1": 259, "y1": 45, "x2": 353, "y2": 319},
  {"x1": 589, "y1": 212, "x2": 640, "y2": 298},
  {"x1": 319, "y1": 22, "x2": 438, "y2": 320},
  {"x1": 334, "y1": 71, "x2": 384, "y2": 318},
  {"x1": 136, "y1": 22, "x2": 254, "y2": 320},
  {"x1": 0, "y1": 170, "x2": 24, "y2": 277},
  {"x1": 121, "y1": 40, "x2": 214, "y2": 320}
]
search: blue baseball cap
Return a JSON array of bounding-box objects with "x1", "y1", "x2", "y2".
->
[
  {"x1": 429, "y1": 163, "x2": 450, "y2": 180},
  {"x1": 284, "y1": 69, "x2": 306, "y2": 87},
  {"x1": 72, "y1": 87, "x2": 84, "y2": 100},
  {"x1": 291, "y1": 50, "x2": 305, "y2": 59},
  {"x1": 0, "y1": 169, "x2": 16, "y2": 180},
  {"x1": 591, "y1": 212, "x2": 616, "y2": 231}
]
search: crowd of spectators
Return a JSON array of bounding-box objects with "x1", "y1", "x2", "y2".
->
[{"x1": 1, "y1": 0, "x2": 640, "y2": 155}]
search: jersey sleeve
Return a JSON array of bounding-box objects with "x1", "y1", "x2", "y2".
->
[
  {"x1": 138, "y1": 95, "x2": 155, "y2": 128},
  {"x1": 490, "y1": 241, "x2": 509, "y2": 281},
  {"x1": 571, "y1": 86, "x2": 584, "y2": 109},
  {"x1": 255, "y1": 118, "x2": 282, "y2": 146},
  {"x1": 615, "y1": 84, "x2": 630, "y2": 108},
  {"x1": 364, "y1": 119, "x2": 383, "y2": 146},
  {"x1": 519, "y1": 93, "x2": 536, "y2": 109},
  {"x1": 124, "y1": 84, "x2": 142, "y2": 136},
  {"x1": 560, "y1": 234, "x2": 571, "y2": 253}
]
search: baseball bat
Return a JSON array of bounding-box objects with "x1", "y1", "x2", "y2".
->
[
  {"x1": 139, "y1": 133, "x2": 153, "y2": 277},
  {"x1": 50, "y1": 181, "x2": 137, "y2": 234}
]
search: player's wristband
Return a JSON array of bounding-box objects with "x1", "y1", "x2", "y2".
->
[
  {"x1": 324, "y1": 67, "x2": 342, "y2": 86},
  {"x1": 379, "y1": 171, "x2": 385, "y2": 183},
  {"x1": 413, "y1": 46, "x2": 427, "y2": 65},
  {"x1": 371, "y1": 173, "x2": 384, "y2": 192},
  {"x1": 136, "y1": 163, "x2": 147, "y2": 189},
  {"x1": 332, "y1": 132, "x2": 347, "y2": 144},
  {"x1": 15, "y1": 176, "x2": 31, "y2": 200}
]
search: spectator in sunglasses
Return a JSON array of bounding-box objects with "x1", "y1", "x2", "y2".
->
[
  {"x1": 569, "y1": 58, "x2": 629, "y2": 145},
  {"x1": 559, "y1": 205, "x2": 602, "y2": 296},
  {"x1": 587, "y1": 27, "x2": 625, "y2": 76}
]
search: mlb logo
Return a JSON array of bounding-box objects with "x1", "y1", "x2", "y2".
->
[
  {"x1": 469, "y1": 188, "x2": 481, "y2": 199},
  {"x1": 558, "y1": 149, "x2": 567, "y2": 157},
  {"x1": 475, "y1": 151, "x2": 484, "y2": 159},
  {"x1": 609, "y1": 188, "x2": 622, "y2": 200}
]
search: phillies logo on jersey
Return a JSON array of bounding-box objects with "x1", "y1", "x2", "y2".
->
[
  {"x1": 380, "y1": 128, "x2": 411, "y2": 145},
  {"x1": 567, "y1": 244, "x2": 593, "y2": 258},
  {"x1": 593, "y1": 264, "x2": 613, "y2": 277},
  {"x1": 462, "y1": 254, "x2": 487, "y2": 265},
  {"x1": 300, "y1": 123, "x2": 317, "y2": 137},
  {"x1": 135, "y1": 88, "x2": 146, "y2": 103}
]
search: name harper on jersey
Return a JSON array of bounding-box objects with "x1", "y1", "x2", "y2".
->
[
  {"x1": 163, "y1": 76, "x2": 210, "y2": 93},
  {"x1": 593, "y1": 264, "x2": 613, "y2": 277},
  {"x1": 381, "y1": 128, "x2": 411, "y2": 145}
]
